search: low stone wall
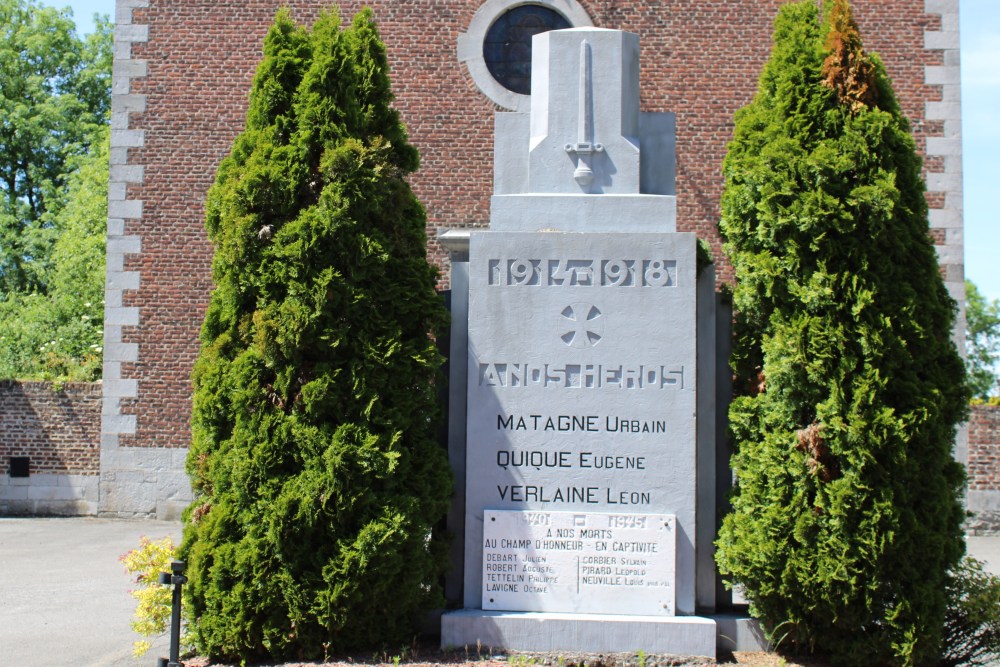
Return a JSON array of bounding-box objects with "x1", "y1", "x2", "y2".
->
[
  {"x1": 0, "y1": 381, "x2": 101, "y2": 515},
  {"x1": 968, "y1": 403, "x2": 1000, "y2": 535}
]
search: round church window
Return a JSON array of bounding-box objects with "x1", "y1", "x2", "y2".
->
[
  {"x1": 458, "y1": 0, "x2": 593, "y2": 111},
  {"x1": 483, "y1": 5, "x2": 571, "y2": 95}
]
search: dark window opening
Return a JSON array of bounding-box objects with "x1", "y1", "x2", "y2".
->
[
  {"x1": 483, "y1": 5, "x2": 571, "y2": 95},
  {"x1": 9, "y1": 456, "x2": 30, "y2": 478}
]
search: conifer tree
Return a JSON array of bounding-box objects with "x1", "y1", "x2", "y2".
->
[
  {"x1": 715, "y1": 1, "x2": 968, "y2": 664},
  {"x1": 180, "y1": 9, "x2": 451, "y2": 661}
]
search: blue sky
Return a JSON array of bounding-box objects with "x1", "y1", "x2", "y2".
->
[{"x1": 50, "y1": 1, "x2": 999, "y2": 303}]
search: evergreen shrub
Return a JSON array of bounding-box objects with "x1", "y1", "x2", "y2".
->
[
  {"x1": 940, "y1": 557, "x2": 1000, "y2": 667},
  {"x1": 714, "y1": 1, "x2": 968, "y2": 664},
  {"x1": 180, "y1": 8, "x2": 451, "y2": 662}
]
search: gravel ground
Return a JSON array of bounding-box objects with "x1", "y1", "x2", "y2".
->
[{"x1": 181, "y1": 641, "x2": 832, "y2": 667}]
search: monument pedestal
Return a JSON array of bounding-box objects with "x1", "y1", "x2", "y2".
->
[
  {"x1": 442, "y1": 27, "x2": 720, "y2": 661},
  {"x1": 442, "y1": 610, "x2": 716, "y2": 657}
]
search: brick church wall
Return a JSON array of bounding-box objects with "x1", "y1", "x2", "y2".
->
[
  {"x1": 0, "y1": 381, "x2": 101, "y2": 515},
  {"x1": 968, "y1": 403, "x2": 1000, "y2": 534},
  {"x1": 100, "y1": 0, "x2": 964, "y2": 516}
]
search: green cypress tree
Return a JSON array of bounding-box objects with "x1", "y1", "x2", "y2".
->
[
  {"x1": 715, "y1": 1, "x2": 968, "y2": 664},
  {"x1": 180, "y1": 8, "x2": 451, "y2": 661}
]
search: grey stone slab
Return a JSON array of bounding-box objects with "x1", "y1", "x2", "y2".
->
[
  {"x1": 105, "y1": 306, "x2": 140, "y2": 327},
  {"x1": 924, "y1": 65, "x2": 960, "y2": 86},
  {"x1": 935, "y1": 243, "x2": 962, "y2": 264},
  {"x1": 107, "y1": 181, "x2": 127, "y2": 201},
  {"x1": 101, "y1": 412, "x2": 137, "y2": 434},
  {"x1": 109, "y1": 164, "x2": 145, "y2": 183},
  {"x1": 929, "y1": 207, "x2": 962, "y2": 228},
  {"x1": 112, "y1": 58, "x2": 147, "y2": 78},
  {"x1": 924, "y1": 30, "x2": 959, "y2": 50},
  {"x1": 491, "y1": 194, "x2": 676, "y2": 233},
  {"x1": 106, "y1": 270, "x2": 141, "y2": 291},
  {"x1": 115, "y1": 23, "x2": 149, "y2": 43},
  {"x1": 112, "y1": 39, "x2": 133, "y2": 60},
  {"x1": 26, "y1": 482, "x2": 93, "y2": 502},
  {"x1": 925, "y1": 0, "x2": 959, "y2": 14},
  {"x1": 969, "y1": 490, "x2": 1000, "y2": 513},
  {"x1": 441, "y1": 609, "x2": 716, "y2": 656},
  {"x1": 926, "y1": 136, "x2": 962, "y2": 157},
  {"x1": 111, "y1": 93, "x2": 146, "y2": 114},
  {"x1": 0, "y1": 484, "x2": 29, "y2": 501},
  {"x1": 446, "y1": 253, "x2": 471, "y2": 606},
  {"x1": 714, "y1": 614, "x2": 770, "y2": 653},
  {"x1": 110, "y1": 129, "x2": 145, "y2": 148},
  {"x1": 107, "y1": 235, "x2": 141, "y2": 255},
  {"x1": 106, "y1": 218, "x2": 125, "y2": 236},
  {"x1": 463, "y1": 231, "x2": 699, "y2": 614},
  {"x1": 924, "y1": 102, "x2": 962, "y2": 120},
  {"x1": 638, "y1": 112, "x2": 676, "y2": 196},
  {"x1": 527, "y1": 30, "x2": 641, "y2": 196},
  {"x1": 104, "y1": 380, "x2": 139, "y2": 398},
  {"x1": 109, "y1": 146, "x2": 131, "y2": 167},
  {"x1": 695, "y1": 265, "x2": 716, "y2": 612},
  {"x1": 101, "y1": 354, "x2": 122, "y2": 380},
  {"x1": 104, "y1": 343, "x2": 139, "y2": 361},
  {"x1": 107, "y1": 198, "x2": 143, "y2": 219},
  {"x1": 110, "y1": 111, "x2": 130, "y2": 130}
]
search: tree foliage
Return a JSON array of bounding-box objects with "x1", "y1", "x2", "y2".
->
[
  {"x1": 179, "y1": 9, "x2": 451, "y2": 662},
  {"x1": 0, "y1": 0, "x2": 111, "y2": 296},
  {"x1": 940, "y1": 557, "x2": 1000, "y2": 667},
  {"x1": 965, "y1": 280, "x2": 1000, "y2": 400},
  {"x1": 0, "y1": 0, "x2": 110, "y2": 381},
  {"x1": 0, "y1": 126, "x2": 107, "y2": 381},
  {"x1": 715, "y1": 1, "x2": 968, "y2": 664}
]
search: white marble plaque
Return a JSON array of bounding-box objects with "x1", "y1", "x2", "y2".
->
[{"x1": 482, "y1": 509, "x2": 676, "y2": 615}]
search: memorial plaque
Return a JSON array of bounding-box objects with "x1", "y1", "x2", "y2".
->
[
  {"x1": 482, "y1": 509, "x2": 676, "y2": 615},
  {"x1": 463, "y1": 231, "x2": 698, "y2": 612}
]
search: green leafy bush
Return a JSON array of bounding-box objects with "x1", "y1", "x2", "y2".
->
[
  {"x1": 940, "y1": 557, "x2": 1000, "y2": 667},
  {"x1": 121, "y1": 536, "x2": 188, "y2": 657},
  {"x1": 180, "y1": 7, "x2": 451, "y2": 663},
  {"x1": 715, "y1": 1, "x2": 968, "y2": 664}
]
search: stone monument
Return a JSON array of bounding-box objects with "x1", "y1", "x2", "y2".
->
[{"x1": 440, "y1": 27, "x2": 718, "y2": 657}]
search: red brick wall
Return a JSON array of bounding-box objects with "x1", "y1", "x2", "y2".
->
[
  {"x1": 969, "y1": 404, "x2": 1000, "y2": 492},
  {"x1": 0, "y1": 382, "x2": 101, "y2": 475},
  {"x1": 121, "y1": 1, "x2": 946, "y2": 450}
]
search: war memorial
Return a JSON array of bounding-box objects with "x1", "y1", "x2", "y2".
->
[
  {"x1": 439, "y1": 26, "x2": 721, "y2": 655},
  {"x1": 0, "y1": 0, "x2": 985, "y2": 659}
]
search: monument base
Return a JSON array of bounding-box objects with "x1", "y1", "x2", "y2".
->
[{"x1": 441, "y1": 610, "x2": 716, "y2": 658}]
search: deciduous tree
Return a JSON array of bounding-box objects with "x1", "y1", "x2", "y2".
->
[
  {"x1": 965, "y1": 280, "x2": 1000, "y2": 400},
  {"x1": 0, "y1": 0, "x2": 111, "y2": 295}
]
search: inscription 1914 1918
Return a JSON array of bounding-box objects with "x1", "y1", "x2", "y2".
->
[
  {"x1": 488, "y1": 257, "x2": 678, "y2": 287},
  {"x1": 483, "y1": 509, "x2": 677, "y2": 615}
]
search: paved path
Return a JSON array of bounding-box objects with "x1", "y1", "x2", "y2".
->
[
  {"x1": 968, "y1": 534, "x2": 1000, "y2": 575},
  {"x1": 0, "y1": 517, "x2": 997, "y2": 666},
  {"x1": 0, "y1": 517, "x2": 182, "y2": 667}
]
